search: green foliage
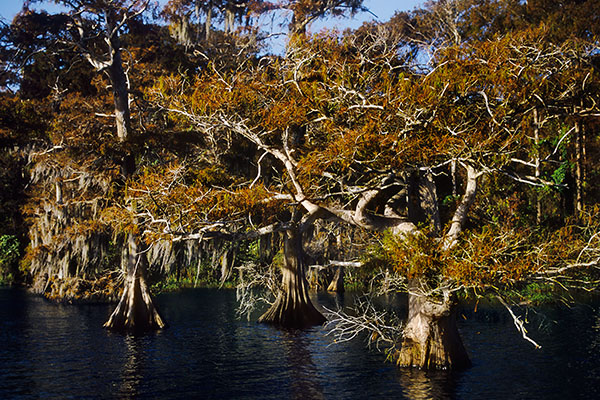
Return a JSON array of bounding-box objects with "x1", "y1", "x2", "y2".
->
[
  {"x1": 342, "y1": 266, "x2": 382, "y2": 292},
  {"x1": 151, "y1": 273, "x2": 195, "y2": 293},
  {"x1": 551, "y1": 161, "x2": 570, "y2": 186},
  {"x1": 3, "y1": 0, "x2": 600, "y2": 311},
  {"x1": 516, "y1": 282, "x2": 557, "y2": 305},
  {"x1": 150, "y1": 260, "x2": 238, "y2": 294},
  {"x1": 361, "y1": 235, "x2": 393, "y2": 272},
  {"x1": 236, "y1": 240, "x2": 261, "y2": 265},
  {"x1": 0, "y1": 235, "x2": 20, "y2": 285},
  {"x1": 442, "y1": 194, "x2": 461, "y2": 207}
]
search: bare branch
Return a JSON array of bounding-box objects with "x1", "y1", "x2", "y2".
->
[
  {"x1": 324, "y1": 296, "x2": 403, "y2": 352},
  {"x1": 496, "y1": 295, "x2": 542, "y2": 349}
]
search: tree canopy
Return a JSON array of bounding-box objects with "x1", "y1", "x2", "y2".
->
[{"x1": 1, "y1": 0, "x2": 600, "y2": 368}]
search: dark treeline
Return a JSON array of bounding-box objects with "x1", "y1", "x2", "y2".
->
[{"x1": 1, "y1": 0, "x2": 600, "y2": 369}]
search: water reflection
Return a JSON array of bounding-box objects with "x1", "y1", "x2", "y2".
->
[
  {"x1": 332, "y1": 292, "x2": 345, "y2": 310},
  {"x1": 118, "y1": 336, "x2": 145, "y2": 399},
  {"x1": 282, "y1": 330, "x2": 324, "y2": 400},
  {"x1": 0, "y1": 289, "x2": 33, "y2": 398},
  {"x1": 2, "y1": 288, "x2": 600, "y2": 399},
  {"x1": 397, "y1": 367, "x2": 457, "y2": 400}
]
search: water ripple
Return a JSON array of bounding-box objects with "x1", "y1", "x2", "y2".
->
[{"x1": 1, "y1": 288, "x2": 600, "y2": 399}]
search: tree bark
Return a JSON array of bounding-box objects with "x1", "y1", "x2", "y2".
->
[
  {"x1": 534, "y1": 108, "x2": 542, "y2": 224},
  {"x1": 327, "y1": 266, "x2": 344, "y2": 293},
  {"x1": 289, "y1": 14, "x2": 307, "y2": 37},
  {"x1": 205, "y1": 0, "x2": 213, "y2": 42},
  {"x1": 107, "y1": 33, "x2": 131, "y2": 142},
  {"x1": 444, "y1": 164, "x2": 479, "y2": 250},
  {"x1": 396, "y1": 281, "x2": 470, "y2": 370},
  {"x1": 451, "y1": 159, "x2": 457, "y2": 197},
  {"x1": 104, "y1": 233, "x2": 166, "y2": 334},
  {"x1": 575, "y1": 119, "x2": 584, "y2": 215},
  {"x1": 55, "y1": 178, "x2": 63, "y2": 205},
  {"x1": 418, "y1": 171, "x2": 441, "y2": 234},
  {"x1": 258, "y1": 228, "x2": 326, "y2": 329}
]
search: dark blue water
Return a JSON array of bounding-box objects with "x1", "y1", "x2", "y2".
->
[{"x1": 1, "y1": 287, "x2": 599, "y2": 399}]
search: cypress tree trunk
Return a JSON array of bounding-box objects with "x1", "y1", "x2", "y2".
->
[
  {"x1": 258, "y1": 228, "x2": 326, "y2": 329},
  {"x1": 534, "y1": 108, "x2": 542, "y2": 224},
  {"x1": 104, "y1": 233, "x2": 166, "y2": 333},
  {"x1": 575, "y1": 119, "x2": 584, "y2": 215},
  {"x1": 108, "y1": 37, "x2": 131, "y2": 143},
  {"x1": 205, "y1": 0, "x2": 213, "y2": 42},
  {"x1": 396, "y1": 281, "x2": 470, "y2": 370},
  {"x1": 327, "y1": 266, "x2": 344, "y2": 293}
]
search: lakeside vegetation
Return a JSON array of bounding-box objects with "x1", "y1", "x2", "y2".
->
[{"x1": 1, "y1": 0, "x2": 600, "y2": 369}]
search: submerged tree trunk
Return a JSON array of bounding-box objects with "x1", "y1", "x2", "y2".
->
[
  {"x1": 258, "y1": 228, "x2": 326, "y2": 329},
  {"x1": 396, "y1": 282, "x2": 470, "y2": 370},
  {"x1": 104, "y1": 233, "x2": 166, "y2": 333}
]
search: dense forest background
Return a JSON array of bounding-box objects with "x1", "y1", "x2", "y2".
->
[{"x1": 1, "y1": 0, "x2": 600, "y2": 369}]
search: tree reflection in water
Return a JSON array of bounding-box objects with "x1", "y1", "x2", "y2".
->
[
  {"x1": 118, "y1": 336, "x2": 145, "y2": 398},
  {"x1": 282, "y1": 330, "x2": 325, "y2": 400},
  {"x1": 397, "y1": 365, "x2": 458, "y2": 400}
]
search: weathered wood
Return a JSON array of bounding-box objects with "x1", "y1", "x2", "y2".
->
[
  {"x1": 326, "y1": 265, "x2": 344, "y2": 293},
  {"x1": 396, "y1": 280, "x2": 470, "y2": 370}
]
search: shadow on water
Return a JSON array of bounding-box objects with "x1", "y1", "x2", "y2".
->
[
  {"x1": 0, "y1": 288, "x2": 33, "y2": 398},
  {"x1": 281, "y1": 329, "x2": 325, "y2": 400}
]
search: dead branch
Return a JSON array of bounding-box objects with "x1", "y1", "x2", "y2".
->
[
  {"x1": 324, "y1": 296, "x2": 403, "y2": 352},
  {"x1": 496, "y1": 295, "x2": 542, "y2": 349}
]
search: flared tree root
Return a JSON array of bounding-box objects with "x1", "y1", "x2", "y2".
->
[
  {"x1": 104, "y1": 233, "x2": 166, "y2": 334},
  {"x1": 259, "y1": 291, "x2": 326, "y2": 329},
  {"x1": 103, "y1": 273, "x2": 166, "y2": 334},
  {"x1": 258, "y1": 228, "x2": 326, "y2": 329},
  {"x1": 396, "y1": 291, "x2": 470, "y2": 370}
]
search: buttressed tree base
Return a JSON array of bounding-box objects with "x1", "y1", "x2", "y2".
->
[
  {"x1": 104, "y1": 234, "x2": 166, "y2": 334},
  {"x1": 259, "y1": 228, "x2": 326, "y2": 329}
]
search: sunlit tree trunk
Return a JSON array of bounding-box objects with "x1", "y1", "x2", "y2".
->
[
  {"x1": 395, "y1": 167, "x2": 477, "y2": 369},
  {"x1": 101, "y1": 6, "x2": 159, "y2": 331},
  {"x1": 534, "y1": 108, "x2": 542, "y2": 224},
  {"x1": 258, "y1": 227, "x2": 326, "y2": 329},
  {"x1": 327, "y1": 266, "x2": 344, "y2": 293},
  {"x1": 224, "y1": 6, "x2": 235, "y2": 34},
  {"x1": 194, "y1": 0, "x2": 202, "y2": 43},
  {"x1": 289, "y1": 14, "x2": 307, "y2": 37},
  {"x1": 451, "y1": 159, "x2": 457, "y2": 197},
  {"x1": 55, "y1": 178, "x2": 63, "y2": 205},
  {"x1": 575, "y1": 119, "x2": 584, "y2": 215},
  {"x1": 107, "y1": 32, "x2": 131, "y2": 142},
  {"x1": 205, "y1": 0, "x2": 213, "y2": 42},
  {"x1": 104, "y1": 233, "x2": 166, "y2": 333},
  {"x1": 444, "y1": 165, "x2": 478, "y2": 250},
  {"x1": 396, "y1": 279, "x2": 470, "y2": 370}
]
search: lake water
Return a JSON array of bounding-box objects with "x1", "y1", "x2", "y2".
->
[{"x1": 1, "y1": 287, "x2": 599, "y2": 399}]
